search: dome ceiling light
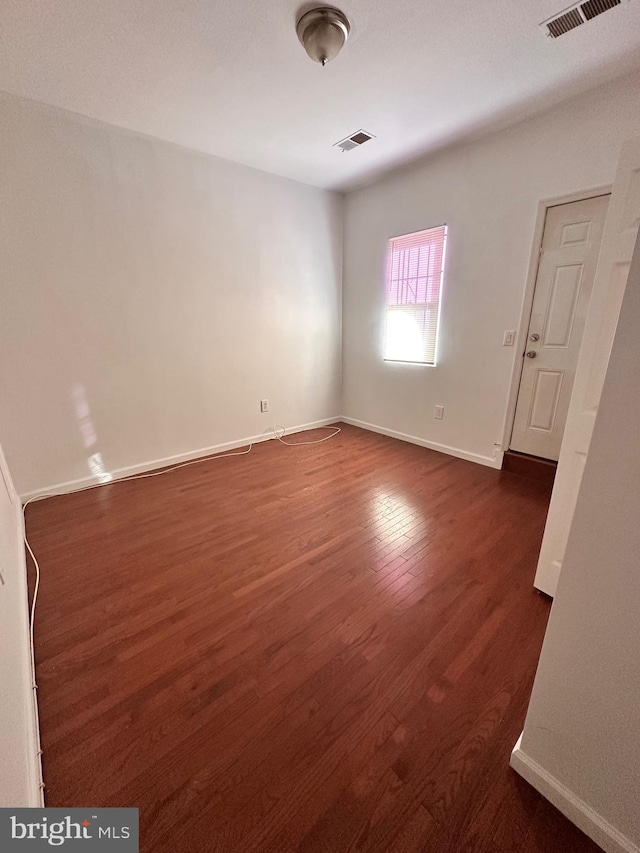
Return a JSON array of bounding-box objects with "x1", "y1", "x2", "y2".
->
[{"x1": 296, "y1": 7, "x2": 351, "y2": 66}]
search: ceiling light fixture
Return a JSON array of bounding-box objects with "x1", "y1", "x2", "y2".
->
[{"x1": 296, "y1": 7, "x2": 351, "y2": 66}]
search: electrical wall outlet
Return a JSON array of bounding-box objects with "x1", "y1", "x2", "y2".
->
[
  {"x1": 434, "y1": 405, "x2": 444, "y2": 420},
  {"x1": 260, "y1": 399, "x2": 269, "y2": 413},
  {"x1": 503, "y1": 330, "x2": 516, "y2": 346}
]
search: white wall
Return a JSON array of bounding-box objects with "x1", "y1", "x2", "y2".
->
[
  {"x1": 0, "y1": 441, "x2": 42, "y2": 806},
  {"x1": 511, "y1": 232, "x2": 640, "y2": 853},
  {"x1": 342, "y1": 70, "x2": 640, "y2": 466},
  {"x1": 0, "y1": 94, "x2": 342, "y2": 497}
]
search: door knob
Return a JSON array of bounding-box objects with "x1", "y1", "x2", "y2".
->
[
  {"x1": 530, "y1": 333, "x2": 540, "y2": 342},
  {"x1": 526, "y1": 350, "x2": 537, "y2": 359}
]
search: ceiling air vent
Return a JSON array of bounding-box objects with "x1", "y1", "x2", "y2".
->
[
  {"x1": 541, "y1": 0, "x2": 622, "y2": 37},
  {"x1": 580, "y1": 0, "x2": 621, "y2": 19},
  {"x1": 546, "y1": 7, "x2": 584, "y2": 36},
  {"x1": 334, "y1": 130, "x2": 375, "y2": 152}
]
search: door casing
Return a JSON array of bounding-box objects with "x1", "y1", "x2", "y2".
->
[{"x1": 500, "y1": 185, "x2": 612, "y2": 456}]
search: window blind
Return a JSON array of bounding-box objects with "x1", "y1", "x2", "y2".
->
[{"x1": 383, "y1": 225, "x2": 447, "y2": 365}]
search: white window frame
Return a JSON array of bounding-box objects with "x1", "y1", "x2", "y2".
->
[{"x1": 383, "y1": 224, "x2": 448, "y2": 366}]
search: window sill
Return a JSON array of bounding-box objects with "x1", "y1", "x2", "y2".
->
[{"x1": 383, "y1": 359, "x2": 437, "y2": 367}]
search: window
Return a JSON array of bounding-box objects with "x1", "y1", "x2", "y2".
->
[{"x1": 383, "y1": 224, "x2": 447, "y2": 365}]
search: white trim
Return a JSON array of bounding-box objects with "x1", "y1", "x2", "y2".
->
[
  {"x1": 16, "y1": 497, "x2": 45, "y2": 807},
  {"x1": 19, "y1": 417, "x2": 341, "y2": 501},
  {"x1": 500, "y1": 184, "x2": 613, "y2": 452},
  {"x1": 341, "y1": 416, "x2": 503, "y2": 469},
  {"x1": 510, "y1": 737, "x2": 639, "y2": 853},
  {"x1": 0, "y1": 442, "x2": 44, "y2": 807}
]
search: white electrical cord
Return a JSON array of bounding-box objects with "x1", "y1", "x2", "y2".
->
[{"x1": 273, "y1": 424, "x2": 341, "y2": 445}]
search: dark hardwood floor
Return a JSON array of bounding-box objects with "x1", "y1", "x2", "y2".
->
[{"x1": 26, "y1": 423, "x2": 601, "y2": 852}]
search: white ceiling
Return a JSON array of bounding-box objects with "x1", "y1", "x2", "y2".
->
[{"x1": 1, "y1": 0, "x2": 640, "y2": 191}]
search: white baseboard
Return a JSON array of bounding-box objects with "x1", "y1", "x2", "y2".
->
[
  {"x1": 20, "y1": 417, "x2": 341, "y2": 502},
  {"x1": 511, "y1": 736, "x2": 639, "y2": 853},
  {"x1": 341, "y1": 416, "x2": 503, "y2": 469}
]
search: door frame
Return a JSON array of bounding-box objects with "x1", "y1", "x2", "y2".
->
[{"x1": 500, "y1": 185, "x2": 612, "y2": 454}]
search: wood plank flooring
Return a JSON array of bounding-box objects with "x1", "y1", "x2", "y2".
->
[{"x1": 26, "y1": 423, "x2": 601, "y2": 852}]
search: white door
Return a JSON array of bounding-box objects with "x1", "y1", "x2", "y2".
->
[
  {"x1": 511, "y1": 195, "x2": 609, "y2": 461},
  {"x1": 535, "y1": 137, "x2": 640, "y2": 596}
]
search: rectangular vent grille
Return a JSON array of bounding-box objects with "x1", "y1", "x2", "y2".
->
[
  {"x1": 336, "y1": 138, "x2": 359, "y2": 152},
  {"x1": 547, "y1": 7, "x2": 584, "y2": 35},
  {"x1": 542, "y1": 0, "x2": 623, "y2": 37},
  {"x1": 580, "y1": 0, "x2": 620, "y2": 19},
  {"x1": 334, "y1": 129, "x2": 375, "y2": 152}
]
